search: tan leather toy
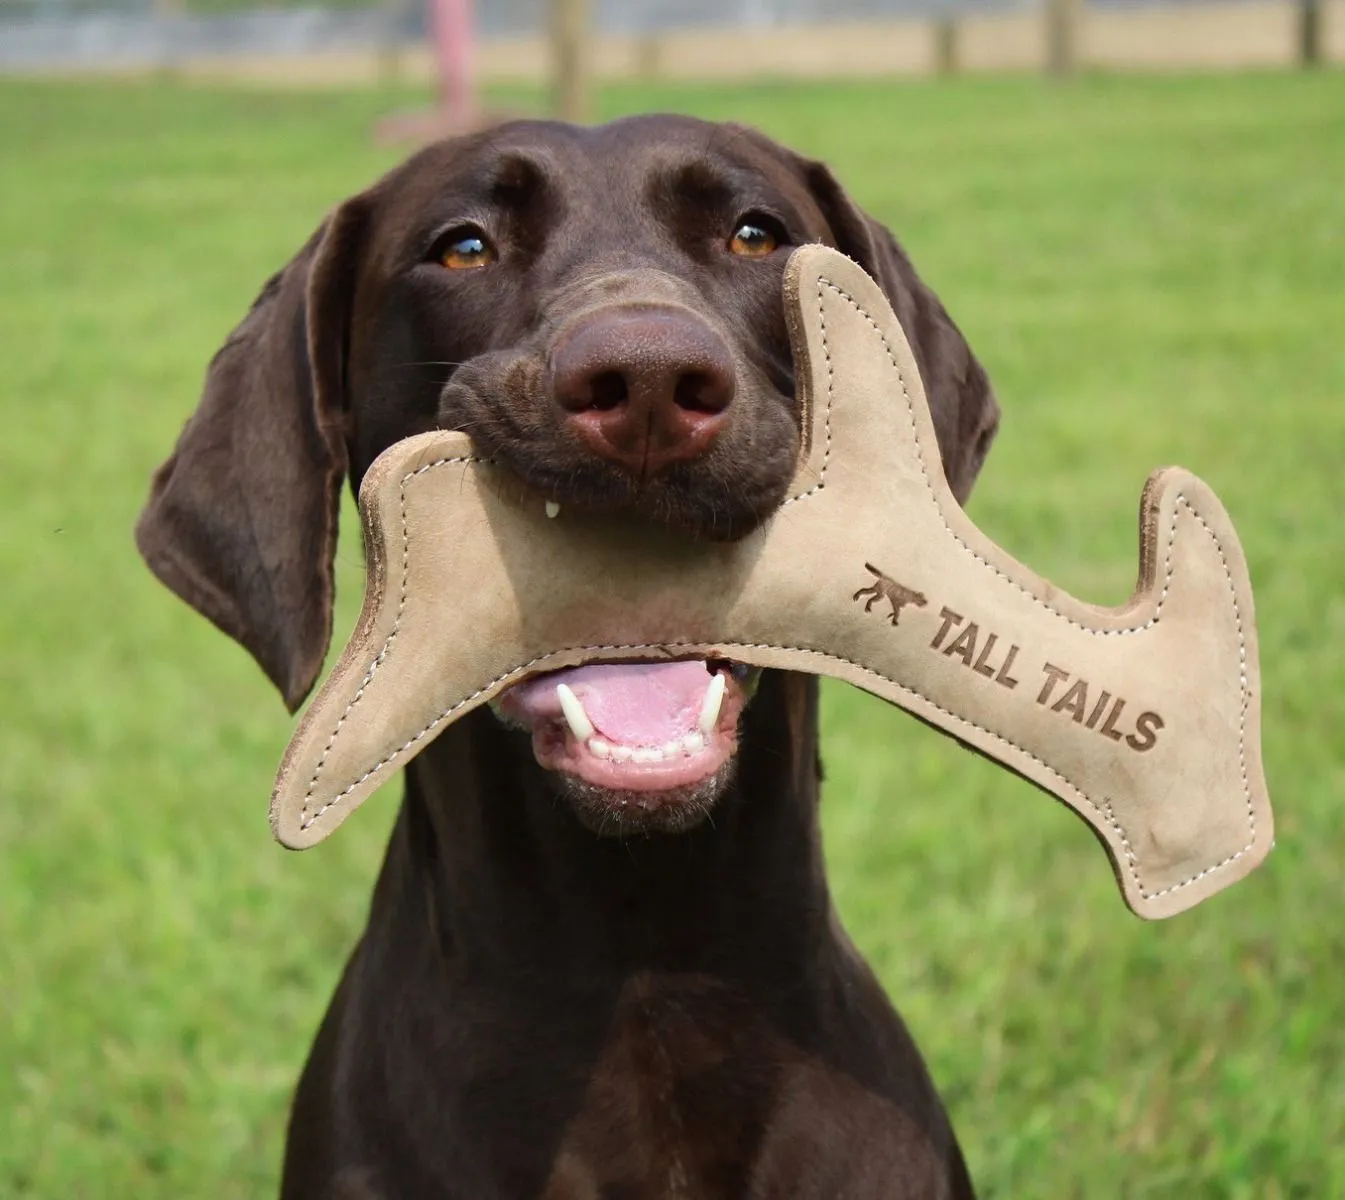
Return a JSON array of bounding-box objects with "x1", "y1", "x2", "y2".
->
[{"x1": 272, "y1": 244, "x2": 1273, "y2": 919}]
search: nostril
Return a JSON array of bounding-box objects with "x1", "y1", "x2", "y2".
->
[
  {"x1": 674, "y1": 370, "x2": 732, "y2": 414},
  {"x1": 588, "y1": 370, "x2": 627, "y2": 412},
  {"x1": 551, "y1": 308, "x2": 735, "y2": 474}
]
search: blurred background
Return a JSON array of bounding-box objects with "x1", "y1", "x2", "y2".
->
[
  {"x1": 2, "y1": 1, "x2": 1342, "y2": 1195},
  {"x1": 2, "y1": 0, "x2": 1343, "y2": 82}
]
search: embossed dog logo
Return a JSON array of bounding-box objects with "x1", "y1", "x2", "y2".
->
[{"x1": 853, "y1": 563, "x2": 928, "y2": 627}]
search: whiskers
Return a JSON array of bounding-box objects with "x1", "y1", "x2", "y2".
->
[
  {"x1": 384, "y1": 359, "x2": 469, "y2": 371},
  {"x1": 368, "y1": 359, "x2": 469, "y2": 388}
]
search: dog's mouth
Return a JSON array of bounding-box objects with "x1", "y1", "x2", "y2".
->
[{"x1": 494, "y1": 658, "x2": 756, "y2": 797}]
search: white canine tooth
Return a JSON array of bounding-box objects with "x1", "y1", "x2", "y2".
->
[
  {"x1": 555, "y1": 683, "x2": 595, "y2": 741},
  {"x1": 633, "y1": 747, "x2": 663, "y2": 764},
  {"x1": 545, "y1": 500, "x2": 561, "y2": 519},
  {"x1": 682, "y1": 732, "x2": 706, "y2": 755},
  {"x1": 611, "y1": 745, "x2": 634, "y2": 763},
  {"x1": 588, "y1": 737, "x2": 612, "y2": 759},
  {"x1": 698, "y1": 673, "x2": 726, "y2": 735},
  {"x1": 662, "y1": 741, "x2": 682, "y2": 758}
]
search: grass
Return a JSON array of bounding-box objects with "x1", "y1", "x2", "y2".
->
[{"x1": 2, "y1": 71, "x2": 1342, "y2": 1196}]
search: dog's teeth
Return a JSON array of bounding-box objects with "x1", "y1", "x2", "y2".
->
[
  {"x1": 545, "y1": 500, "x2": 560, "y2": 519},
  {"x1": 632, "y1": 747, "x2": 663, "y2": 764},
  {"x1": 555, "y1": 683, "x2": 595, "y2": 741},
  {"x1": 662, "y1": 740, "x2": 682, "y2": 758},
  {"x1": 588, "y1": 737, "x2": 611, "y2": 759},
  {"x1": 611, "y1": 745, "x2": 634, "y2": 763},
  {"x1": 698, "y1": 673, "x2": 726, "y2": 735},
  {"x1": 682, "y1": 732, "x2": 706, "y2": 755}
]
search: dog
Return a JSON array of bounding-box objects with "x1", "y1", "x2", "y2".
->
[{"x1": 136, "y1": 115, "x2": 999, "y2": 1199}]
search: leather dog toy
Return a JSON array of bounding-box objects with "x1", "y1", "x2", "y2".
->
[{"x1": 272, "y1": 244, "x2": 1273, "y2": 919}]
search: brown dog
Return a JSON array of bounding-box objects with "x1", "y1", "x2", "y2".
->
[{"x1": 137, "y1": 116, "x2": 999, "y2": 1199}]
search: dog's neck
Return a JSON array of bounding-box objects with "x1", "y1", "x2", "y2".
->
[{"x1": 373, "y1": 671, "x2": 834, "y2": 994}]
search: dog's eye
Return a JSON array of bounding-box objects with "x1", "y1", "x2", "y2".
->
[
  {"x1": 437, "y1": 227, "x2": 496, "y2": 270},
  {"x1": 728, "y1": 218, "x2": 781, "y2": 258}
]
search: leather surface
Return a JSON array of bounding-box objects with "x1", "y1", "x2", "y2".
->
[{"x1": 271, "y1": 245, "x2": 1273, "y2": 919}]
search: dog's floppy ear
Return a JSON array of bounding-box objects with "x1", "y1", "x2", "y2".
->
[
  {"x1": 136, "y1": 199, "x2": 367, "y2": 712},
  {"x1": 804, "y1": 163, "x2": 1000, "y2": 505}
]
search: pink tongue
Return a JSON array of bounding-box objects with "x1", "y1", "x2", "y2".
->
[{"x1": 514, "y1": 660, "x2": 713, "y2": 744}]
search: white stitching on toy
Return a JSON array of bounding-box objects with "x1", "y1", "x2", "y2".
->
[
  {"x1": 297, "y1": 273, "x2": 1257, "y2": 906},
  {"x1": 810, "y1": 277, "x2": 1178, "y2": 637},
  {"x1": 1138, "y1": 499, "x2": 1254, "y2": 900},
  {"x1": 299, "y1": 454, "x2": 486, "y2": 823},
  {"x1": 784, "y1": 274, "x2": 1255, "y2": 898},
  {"x1": 781, "y1": 276, "x2": 835, "y2": 505}
]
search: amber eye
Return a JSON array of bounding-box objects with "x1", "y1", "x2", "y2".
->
[
  {"x1": 438, "y1": 227, "x2": 496, "y2": 270},
  {"x1": 729, "y1": 219, "x2": 779, "y2": 258}
]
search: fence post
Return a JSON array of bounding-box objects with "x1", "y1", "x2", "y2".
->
[
  {"x1": 1046, "y1": 0, "x2": 1082, "y2": 76},
  {"x1": 550, "y1": 0, "x2": 592, "y2": 123},
  {"x1": 1299, "y1": 0, "x2": 1322, "y2": 65},
  {"x1": 934, "y1": 15, "x2": 959, "y2": 75}
]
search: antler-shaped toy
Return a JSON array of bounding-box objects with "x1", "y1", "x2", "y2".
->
[{"x1": 272, "y1": 245, "x2": 1272, "y2": 919}]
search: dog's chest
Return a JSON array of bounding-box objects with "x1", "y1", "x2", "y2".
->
[{"x1": 538, "y1": 972, "x2": 787, "y2": 1199}]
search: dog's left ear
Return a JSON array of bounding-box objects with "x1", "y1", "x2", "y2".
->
[
  {"x1": 135, "y1": 198, "x2": 367, "y2": 712},
  {"x1": 804, "y1": 163, "x2": 1000, "y2": 505}
]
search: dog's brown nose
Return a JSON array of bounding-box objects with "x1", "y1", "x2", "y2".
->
[{"x1": 551, "y1": 308, "x2": 734, "y2": 476}]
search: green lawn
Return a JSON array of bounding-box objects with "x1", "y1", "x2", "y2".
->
[{"x1": 2, "y1": 71, "x2": 1342, "y2": 1196}]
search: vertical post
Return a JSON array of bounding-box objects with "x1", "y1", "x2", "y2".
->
[
  {"x1": 378, "y1": 0, "x2": 409, "y2": 89},
  {"x1": 934, "y1": 15, "x2": 959, "y2": 75},
  {"x1": 1299, "y1": 0, "x2": 1322, "y2": 66},
  {"x1": 153, "y1": 0, "x2": 184, "y2": 78},
  {"x1": 430, "y1": 0, "x2": 475, "y2": 128},
  {"x1": 1045, "y1": 0, "x2": 1082, "y2": 76},
  {"x1": 550, "y1": 0, "x2": 592, "y2": 124}
]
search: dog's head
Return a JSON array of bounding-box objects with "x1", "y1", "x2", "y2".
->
[{"x1": 137, "y1": 115, "x2": 998, "y2": 835}]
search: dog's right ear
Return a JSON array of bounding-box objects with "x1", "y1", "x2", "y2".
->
[{"x1": 136, "y1": 199, "x2": 367, "y2": 713}]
